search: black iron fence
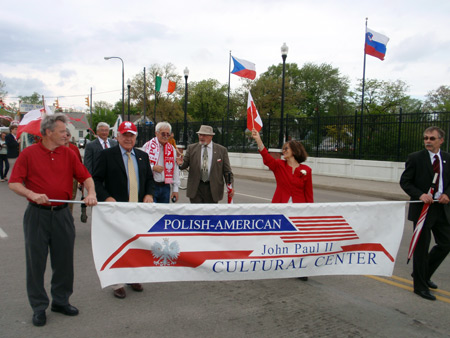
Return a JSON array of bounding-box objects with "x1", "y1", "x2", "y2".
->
[{"x1": 136, "y1": 110, "x2": 450, "y2": 163}]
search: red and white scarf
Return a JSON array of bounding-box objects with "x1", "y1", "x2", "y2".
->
[{"x1": 143, "y1": 137, "x2": 175, "y2": 184}]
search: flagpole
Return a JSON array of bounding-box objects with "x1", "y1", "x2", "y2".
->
[
  {"x1": 143, "y1": 67, "x2": 147, "y2": 124},
  {"x1": 42, "y1": 95, "x2": 46, "y2": 113},
  {"x1": 359, "y1": 17, "x2": 368, "y2": 159},
  {"x1": 154, "y1": 74, "x2": 157, "y2": 124},
  {"x1": 226, "y1": 51, "x2": 231, "y2": 147}
]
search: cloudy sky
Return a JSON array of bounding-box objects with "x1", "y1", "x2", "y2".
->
[{"x1": 1, "y1": 0, "x2": 449, "y2": 111}]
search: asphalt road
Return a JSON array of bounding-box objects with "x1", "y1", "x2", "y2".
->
[{"x1": 1, "y1": 177, "x2": 449, "y2": 337}]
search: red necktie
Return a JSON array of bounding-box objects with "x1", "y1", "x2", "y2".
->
[
  {"x1": 433, "y1": 154, "x2": 440, "y2": 188},
  {"x1": 104, "y1": 141, "x2": 108, "y2": 149}
]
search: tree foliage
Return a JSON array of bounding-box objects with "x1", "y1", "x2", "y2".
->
[
  {"x1": 423, "y1": 85, "x2": 450, "y2": 112},
  {"x1": 0, "y1": 80, "x2": 7, "y2": 99},
  {"x1": 187, "y1": 79, "x2": 228, "y2": 121},
  {"x1": 19, "y1": 92, "x2": 42, "y2": 104},
  {"x1": 128, "y1": 63, "x2": 184, "y2": 122}
]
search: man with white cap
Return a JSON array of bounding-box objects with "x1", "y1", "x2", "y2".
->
[
  {"x1": 93, "y1": 121, "x2": 154, "y2": 299},
  {"x1": 180, "y1": 125, "x2": 234, "y2": 203}
]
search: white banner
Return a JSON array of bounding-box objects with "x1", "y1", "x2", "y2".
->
[{"x1": 92, "y1": 202, "x2": 406, "y2": 288}]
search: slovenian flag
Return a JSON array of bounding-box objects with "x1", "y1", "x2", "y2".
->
[
  {"x1": 247, "y1": 91, "x2": 263, "y2": 132},
  {"x1": 231, "y1": 56, "x2": 256, "y2": 80},
  {"x1": 156, "y1": 76, "x2": 176, "y2": 93},
  {"x1": 365, "y1": 28, "x2": 389, "y2": 61}
]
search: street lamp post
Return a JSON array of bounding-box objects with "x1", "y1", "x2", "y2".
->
[
  {"x1": 183, "y1": 67, "x2": 189, "y2": 146},
  {"x1": 104, "y1": 56, "x2": 125, "y2": 121},
  {"x1": 127, "y1": 79, "x2": 131, "y2": 121},
  {"x1": 279, "y1": 43, "x2": 288, "y2": 149}
]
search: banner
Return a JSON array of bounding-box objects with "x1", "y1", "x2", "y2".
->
[{"x1": 92, "y1": 202, "x2": 406, "y2": 288}]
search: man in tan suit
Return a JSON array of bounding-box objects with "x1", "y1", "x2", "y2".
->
[{"x1": 180, "y1": 125, "x2": 234, "y2": 203}]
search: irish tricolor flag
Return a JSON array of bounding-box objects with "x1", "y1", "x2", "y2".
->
[{"x1": 156, "y1": 76, "x2": 176, "y2": 93}]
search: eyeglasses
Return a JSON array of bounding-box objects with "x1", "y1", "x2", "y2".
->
[
  {"x1": 423, "y1": 136, "x2": 438, "y2": 141},
  {"x1": 159, "y1": 132, "x2": 170, "y2": 137}
]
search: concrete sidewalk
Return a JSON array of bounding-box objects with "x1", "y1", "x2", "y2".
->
[{"x1": 232, "y1": 166, "x2": 409, "y2": 201}]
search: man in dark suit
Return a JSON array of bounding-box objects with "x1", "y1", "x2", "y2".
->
[
  {"x1": 5, "y1": 124, "x2": 19, "y2": 178},
  {"x1": 93, "y1": 121, "x2": 154, "y2": 298},
  {"x1": 400, "y1": 126, "x2": 450, "y2": 301},
  {"x1": 180, "y1": 125, "x2": 234, "y2": 203},
  {"x1": 84, "y1": 122, "x2": 118, "y2": 174}
]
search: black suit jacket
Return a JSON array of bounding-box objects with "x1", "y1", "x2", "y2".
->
[
  {"x1": 93, "y1": 145, "x2": 154, "y2": 202},
  {"x1": 84, "y1": 138, "x2": 118, "y2": 174},
  {"x1": 400, "y1": 149, "x2": 450, "y2": 222},
  {"x1": 5, "y1": 133, "x2": 19, "y2": 158}
]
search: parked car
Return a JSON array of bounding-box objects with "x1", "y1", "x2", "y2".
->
[{"x1": 78, "y1": 138, "x2": 86, "y2": 149}]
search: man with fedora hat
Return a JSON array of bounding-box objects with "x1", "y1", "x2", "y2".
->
[{"x1": 180, "y1": 125, "x2": 234, "y2": 203}]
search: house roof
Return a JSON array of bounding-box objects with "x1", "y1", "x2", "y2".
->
[{"x1": 65, "y1": 112, "x2": 92, "y2": 131}]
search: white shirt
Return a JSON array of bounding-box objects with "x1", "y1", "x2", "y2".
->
[{"x1": 152, "y1": 143, "x2": 180, "y2": 192}]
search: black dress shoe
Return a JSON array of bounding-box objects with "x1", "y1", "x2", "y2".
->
[
  {"x1": 298, "y1": 277, "x2": 309, "y2": 281},
  {"x1": 32, "y1": 311, "x2": 46, "y2": 326},
  {"x1": 411, "y1": 273, "x2": 438, "y2": 289},
  {"x1": 427, "y1": 280, "x2": 438, "y2": 289},
  {"x1": 414, "y1": 289, "x2": 436, "y2": 301},
  {"x1": 51, "y1": 304, "x2": 79, "y2": 316}
]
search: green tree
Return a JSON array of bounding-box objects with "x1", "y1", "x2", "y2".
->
[
  {"x1": 423, "y1": 85, "x2": 450, "y2": 112},
  {"x1": 187, "y1": 79, "x2": 228, "y2": 121},
  {"x1": 0, "y1": 80, "x2": 7, "y2": 99},
  {"x1": 19, "y1": 92, "x2": 42, "y2": 104},
  {"x1": 353, "y1": 79, "x2": 411, "y2": 114},
  {"x1": 128, "y1": 63, "x2": 184, "y2": 123}
]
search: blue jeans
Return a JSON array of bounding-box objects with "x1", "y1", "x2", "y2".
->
[{"x1": 153, "y1": 183, "x2": 171, "y2": 203}]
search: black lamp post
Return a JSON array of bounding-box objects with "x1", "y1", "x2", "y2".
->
[
  {"x1": 279, "y1": 43, "x2": 289, "y2": 148},
  {"x1": 127, "y1": 79, "x2": 131, "y2": 121},
  {"x1": 183, "y1": 67, "x2": 189, "y2": 146},
  {"x1": 104, "y1": 56, "x2": 125, "y2": 121}
]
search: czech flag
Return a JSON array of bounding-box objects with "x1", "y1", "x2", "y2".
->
[
  {"x1": 247, "y1": 91, "x2": 263, "y2": 132},
  {"x1": 231, "y1": 56, "x2": 256, "y2": 80},
  {"x1": 365, "y1": 28, "x2": 389, "y2": 61}
]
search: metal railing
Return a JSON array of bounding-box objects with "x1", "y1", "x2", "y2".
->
[{"x1": 136, "y1": 110, "x2": 450, "y2": 162}]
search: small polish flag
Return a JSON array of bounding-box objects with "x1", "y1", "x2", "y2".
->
[{"x1": 247, "y1": 91, "x2": 263, "y2": 132}]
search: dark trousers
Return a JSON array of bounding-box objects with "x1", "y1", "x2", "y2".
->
[
  {"x1": 0, "y1": 154, "x2": 9, "y2": 179},
  {"x1": 153, "y1": 183, "x2": 171, "y2": 203},
  {"x1": 413, "y1": 203, "x2": 450, "y2": 291},
  {"x1": 23, "y1": 204, "x2": 76, "y2": 312},
  {"x1": 190, "y1": 181, "x2": 217, "y2": 204}
]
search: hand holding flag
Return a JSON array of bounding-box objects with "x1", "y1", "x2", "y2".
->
[{"x1": 247, "y1": 91, "x2": 263, "y2": 132}]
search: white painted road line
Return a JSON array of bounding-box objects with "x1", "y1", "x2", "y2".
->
[
  {"x1": 0, "y1": 227, "x2": 8, "y2": 238},
  {"x1": 234, "y1": 192, "x2": 272, "y2": 201}
]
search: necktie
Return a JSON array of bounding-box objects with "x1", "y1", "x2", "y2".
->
[
  {"x1": 127, "y1": 152, "x2": 138, "y2": 202},
  {"x1": 433, "y1": 154, "x2": 440, "y2": 188},
  {"x1": 104, "y1": 141, "x2": 108, "y2": 149},
  {"x1": 201, "y1": 146, "x2": 209, "y2": 182}
]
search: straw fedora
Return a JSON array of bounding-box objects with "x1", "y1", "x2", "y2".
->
[{"x1": 196, "y1": 125, "x2": 215, "y2": 135}]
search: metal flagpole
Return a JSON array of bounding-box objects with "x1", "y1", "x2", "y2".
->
[
  {"x1": 226, "y1": 51, "x2": 231, "y2": 147},
  {"x1": 143, "y1": 67, "x2": 146, "y2": 123},
  {"x1": 154, "y1": 74, "x2": 157, "y2": 124},
  {"x1": 359, "y1": 18, "x2": 368, "y2": 159}
]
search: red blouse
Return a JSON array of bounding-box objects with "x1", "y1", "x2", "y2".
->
[{"x1": 259, "y1": 147, "x2": 314, "y2": 203}]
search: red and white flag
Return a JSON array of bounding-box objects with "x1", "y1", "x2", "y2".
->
[
  {"x1": 247, "y1": 91, "x2": 263, "y2": 132},
  {"x1": 17, "y1": 105, "x2": 54, "y2": 138}
]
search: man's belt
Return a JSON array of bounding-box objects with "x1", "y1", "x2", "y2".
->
[
  {"x1": 29, "y1": 202, "x2": 68, "y2": 211},
  {"x1": 154, "y1": 181, "x2": 170, "y2": 186}
]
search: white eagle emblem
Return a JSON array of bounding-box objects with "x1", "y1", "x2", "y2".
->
[{"x1": 151, "y1": 238, "x2": 180, "y2": 266}]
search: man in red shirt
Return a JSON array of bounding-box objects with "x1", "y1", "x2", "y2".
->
[{"x1": 9, "y1": 114, "x2": 97, "y2": 327}]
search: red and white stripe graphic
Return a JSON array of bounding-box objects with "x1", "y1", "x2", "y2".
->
[{"x1": 282, "y1": 216, "x2": 359, "y2": 243}]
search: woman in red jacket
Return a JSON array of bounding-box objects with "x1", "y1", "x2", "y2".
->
[{"x1": 252, "y1": 129, "x2": 313, "y2": 203}]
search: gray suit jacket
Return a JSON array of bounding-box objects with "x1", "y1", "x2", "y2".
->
[
  {"x1": 84, "y1": 138, "x2": 118, "y2": 174},
  {"x1": 180, "y1": 142, "x2": 233, "y2": 202}
]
